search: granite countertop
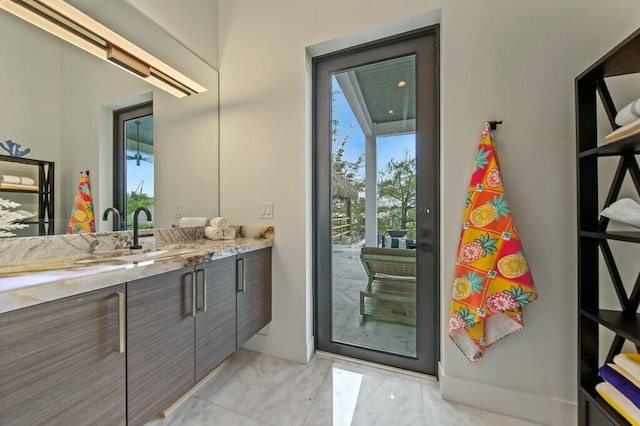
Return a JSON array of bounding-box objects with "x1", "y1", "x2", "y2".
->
[{"x1": 0, "y1": 236, "x2": 272, "y2": 315}]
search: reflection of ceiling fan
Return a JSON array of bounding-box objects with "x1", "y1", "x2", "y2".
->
[{"x1": 126, "y1": 120, "x2": 154, "y2": 166}]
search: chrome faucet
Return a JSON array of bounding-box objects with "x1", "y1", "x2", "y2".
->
[
  {"x1": 130, "y1": 207, "x2": 152, "y2": 250},
  {"x1": 102, "y1": 207, "x2": 122, "y2": 231}
]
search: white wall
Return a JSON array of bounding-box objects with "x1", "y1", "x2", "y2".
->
[
  {"x1": 217, "y1": 1, "x2": 640, "y2": 424},
  {"x1": 0, "y1": 13, "x2": 61, "y2": 229}
]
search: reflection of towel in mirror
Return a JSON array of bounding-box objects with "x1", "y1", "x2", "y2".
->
[
  {"x1": 205, "y1": 226, "x2": 223, "y2": 240},
  {"x1": 209, "y1": 217, "x2": 229, "y2": 230},
  {"x1": 0, "y1": 175, "x2": 35, "y2": 185},
  {"x1": 67, "y1": 171, "x2": 95, "y2": 234},
  {"x1": 223, "y1": 227, "x2": 236, "y2": 240},
  {"x1": 600, "y1": 198, "x2": 640, "y2": 229}
]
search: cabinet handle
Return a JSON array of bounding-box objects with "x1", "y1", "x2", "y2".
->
[
  {"x1": 237, "y1": 258, "x2": 246, "y2": 292},
  {"x1": 191, "y1": 272, "x2": 197, "y2": 317},
  {"x1": 117, "y1": 291, "x2": 125, "y2": 353},
  {"x1": 196, "y1": 269, "x2": 208, "y2": 312}
]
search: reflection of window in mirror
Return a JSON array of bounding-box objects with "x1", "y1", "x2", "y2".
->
[{"x1": 113, "y1": 102, "x2": 154, "y2": 230}]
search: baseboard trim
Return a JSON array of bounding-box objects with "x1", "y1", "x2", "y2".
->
[
  {"x1": 240, "y1": 332, "x2": 311, "y2": 364},
  {"x1": 439, "y1": 363, "x2": 577, "y2": 426}
]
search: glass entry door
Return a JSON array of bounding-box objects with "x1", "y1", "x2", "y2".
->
[{"x1": 314, "y1": 27, "x2": 440, "y2": 374}]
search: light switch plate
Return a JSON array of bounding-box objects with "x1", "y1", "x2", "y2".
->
[{"x1": 259, "y1": 202, "x2": 273, "y2": 219}]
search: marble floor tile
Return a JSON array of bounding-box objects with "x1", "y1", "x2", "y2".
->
[
  {"x1": 147, "y1": 396, "x2": 269, "y2": 426},
  {"x1": 194, "y1": 349, "x2": 260, "y2": 401},
  {"x1": 147, "y1": 349, "x2": 542, "y2": 426},
  {"x1": 202, "y1": 353, "x2": 332, "y2": 426}
]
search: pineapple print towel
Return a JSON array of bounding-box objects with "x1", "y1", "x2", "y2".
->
[
  {"x1": 449, "y1": 122, "x2": 536, "y2": 361},
  {"x1": 67, "y1": 171, "x2": 96, "y2": 234}
]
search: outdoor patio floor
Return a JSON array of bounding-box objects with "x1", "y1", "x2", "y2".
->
[{"x1": 332, "y1": 244, "x2": 416, "y2": 358}]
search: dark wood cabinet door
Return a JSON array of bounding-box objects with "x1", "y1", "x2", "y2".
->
[
  {"x1": 237, "y1": 247, "x2": 272, "y2": 347},
  {"x1": 127, "y1": 267, "x2": 196, "y2": 426},
  {"x1": 0, "y1": 285, "x2": 126, "y2": 426},
  {"x1": 195, "y1": 256, "x2": 237, "y2": 381}
]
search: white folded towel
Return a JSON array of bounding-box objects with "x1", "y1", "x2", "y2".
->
[
  {"x1": 223, "y1": 227, "x2": 236, "y2": 240},
  {"x1": 205, "y1": 226, "x2": 223, "y2": 240},
  {"x1": 179, "y1": 217, "x2": 208, "y2": 227},
  {"x1": 616, "y1": 98, "x2": 640, "y2": 126},
  {"x1": 0, "y1": 175, "x2": 35, "y2": 185},
  {"x1": 600, "y1": 198, "x2": 640, "y2": 229},
  {"x1": 209, "y1": 217, "x2": 229, "y2": 230}
]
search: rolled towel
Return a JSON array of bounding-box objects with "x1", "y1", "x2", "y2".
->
[
  {"x1": 616, "y1": 98, "x2": 640, "y2": 126},
  {"x1": 209, "y1": 217, "x2": 229, "y2": 230},
  {"x1": 0, "y1": 175, "x2": 34, "y2": 185},
  {"x1": 19, "y1": 176, "x2": 35, "y2": 185},
  {"x1": 600, "y1": 364, "x2": 640, "y2": 408},
  {"x1": 179, "y1": 217, "x2": 208, "y2": 227},
  {"x1": 0, "y1": 175, "x2": 20, "y2": 184},
  {"x1": 615, "y1": 353, "x2": 640, "y2": 381},
  {"x1": 205, "y1": 226, "x2": 223, "y2": 241},
  {"x1": 223, "y1": 227, "x2": 236, "y2": 240},
  {"x1": 596, "y1": 382, "x2": 640, "y2": 426}
]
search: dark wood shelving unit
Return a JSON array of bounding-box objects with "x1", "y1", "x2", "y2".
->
[
  {"x1": 578, "y1": 133, "x2": 640, "y2": 158},
  {"x1": 577, "y1": 27, "x2": 640, "y2": 426},
  {"x1": 0, "y1": 154, "x2": 55, "y2": 236}
]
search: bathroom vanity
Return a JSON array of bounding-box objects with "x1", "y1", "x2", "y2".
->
[{"x1": 0, "y1": 231, "x2": 272, "y2": 426}]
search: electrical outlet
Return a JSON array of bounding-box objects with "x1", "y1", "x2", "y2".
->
[
  {"x1": 174, "y1": 205, "x2": 183, "y2": 218},
  {"x1": 259, "y1": 202, "x2": 273, "y2": 219}
]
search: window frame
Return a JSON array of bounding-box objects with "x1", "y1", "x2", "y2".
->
[{"x1": 113, "y1": 102, "x2": 153, "y2": 225}]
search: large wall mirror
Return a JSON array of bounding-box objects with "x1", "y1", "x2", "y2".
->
[{"x1": 0, "y1": 0, "x2": 219, "y2": 237}]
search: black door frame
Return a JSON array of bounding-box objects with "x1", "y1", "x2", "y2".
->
[{"x1": 313, "y1": 26, "x2": 440, "y2": 375}]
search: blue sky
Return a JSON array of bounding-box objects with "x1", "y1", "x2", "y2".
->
[
  {"x1": 127, "y1": 152, "x2": 154, "y2": 196},
  {"x1": 331, "y1": 76, "x2": 414, "y2": 177}
]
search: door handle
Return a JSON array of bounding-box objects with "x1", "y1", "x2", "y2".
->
[
  {"x1": 186, "y1": 271, "x2": 196, "y2": 317},
  {"x1": 196, "y1": 269, "x2": 208, "y2": 312},
  {"x1": 237, "y1": 258, "x2": 246, "y2": 292},
  {"x1": 116, "y1": 291, "x2": 125, "y2": 353}
]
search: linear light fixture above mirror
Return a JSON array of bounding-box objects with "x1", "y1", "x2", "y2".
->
[{"x1": 0, "y1": 0, "x2": 206, "y2": 98}]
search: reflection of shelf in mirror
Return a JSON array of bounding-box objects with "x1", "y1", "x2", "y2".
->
[
  {"x1": 0, "y1": 182, "x2": 39, "y2": 192},
  {"x1": 580, "y1": 230, "x2": 640, "y2": 243}
]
